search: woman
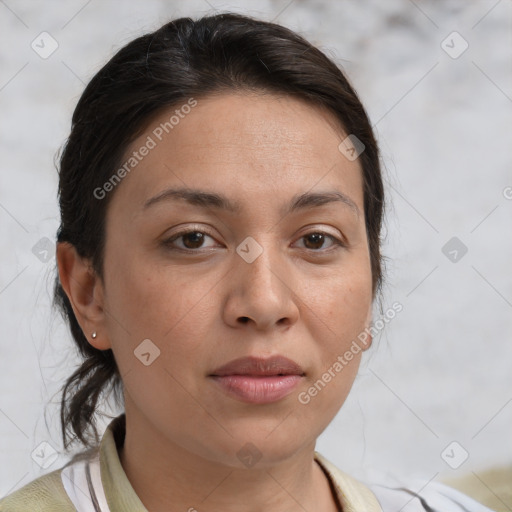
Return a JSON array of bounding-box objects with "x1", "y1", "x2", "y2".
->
[{"x1": 0, "y1": 12, "x2": 495, "y2": 511}]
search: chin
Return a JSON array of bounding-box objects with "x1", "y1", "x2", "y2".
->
[{"x1": 188, "y1": 425, "x2": 312, "y2": 470}]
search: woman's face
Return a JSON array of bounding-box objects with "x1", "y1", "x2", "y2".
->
[{"x1": 100, "y1": 92, "x2": 373, "y2": 466}]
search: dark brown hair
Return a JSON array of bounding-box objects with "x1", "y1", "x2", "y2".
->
[{"x1": 54, "y1": 12, "x2": 385, "y2": 449}]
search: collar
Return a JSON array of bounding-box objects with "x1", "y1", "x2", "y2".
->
[{"x1": 98, "y1": 415, "x2": 381, "y2": 511}]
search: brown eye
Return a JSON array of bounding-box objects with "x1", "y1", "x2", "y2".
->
[
  {"x1": 297, "y1": 232, "x2": 344, "y2": 251},
  {"x1": 181, "y1": 231, "x2": 206, "y2": 249},
  {"x1": 163, "y1": 229, "x2": 218, "y2": 251},
  {"x1": 303, "y1": 233, "x2": 325, "y2": 250}
]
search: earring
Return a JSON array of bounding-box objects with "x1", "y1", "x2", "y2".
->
[{"x1": 91, "y1": 332, "x2": 97, "y2": 339}]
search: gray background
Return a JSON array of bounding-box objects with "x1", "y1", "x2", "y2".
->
[{"x1": 1, "y1": 0, "x2": 511, "y2": 500}]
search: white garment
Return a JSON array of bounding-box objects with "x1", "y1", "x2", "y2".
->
[
  {"x1": 61, "y1": 454, "x2": 110, "y2": 512},
  {"x1": 371, "y1": 480, "x2": 496, "y2": 511}
]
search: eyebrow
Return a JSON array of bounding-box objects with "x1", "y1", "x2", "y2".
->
[{"x1": 143, "y1": 186, "x2": 360, "y2": 218}]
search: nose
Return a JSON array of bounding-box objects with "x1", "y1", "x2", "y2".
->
[{"x1": 222, "y1": 238, "x2": 300, "y2": 332}]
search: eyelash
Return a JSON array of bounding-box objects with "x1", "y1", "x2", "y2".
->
[{"x1": 162, "y1": 228, "x2": 346, "y2": 253}]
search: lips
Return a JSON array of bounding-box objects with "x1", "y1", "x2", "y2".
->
[
  {"x1": 209, "y1": 356, "x2": 305, "y2": 404},
  {"x1": 210, "y1": 355, "x2": 305, "y2": 377}
]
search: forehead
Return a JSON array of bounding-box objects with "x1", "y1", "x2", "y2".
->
[{"x1": 109, "y1": 92, "x2": 364, "y2": 217}]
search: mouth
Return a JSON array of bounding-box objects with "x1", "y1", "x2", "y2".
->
[{"x1": 209, "y1": 355, "x2": 305, "y2": 404}]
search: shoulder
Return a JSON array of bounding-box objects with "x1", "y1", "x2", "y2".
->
[
  {"x1": 0, "y1": 469, "x2": 75, "y2": 512},
  {"x1": 314, "y1": 452, "x2": 496, "y2": 512}
]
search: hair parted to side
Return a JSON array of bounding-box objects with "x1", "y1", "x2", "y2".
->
[{"x1": 54, "y1": 12, "x2": 385, "y2": 449}]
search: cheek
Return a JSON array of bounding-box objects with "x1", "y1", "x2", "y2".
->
[
  {"x1": 101, "y1": 253, "x2": 221, "y2": 426},
  {"x1": 102, "y1": 249, "x2": 225, "y2": 375},
  {"x1": 299, "y1": 262, "x2": 372, "y2": 412},
  {"x1": 305, "y1": 260, "x2": 372, "y2": 346}
]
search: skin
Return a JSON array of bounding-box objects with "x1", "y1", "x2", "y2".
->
[{"x1": 57, "y1": 91, "x2": 374, "y2": 511}]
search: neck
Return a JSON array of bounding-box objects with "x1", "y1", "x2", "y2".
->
[{"x1": 118, "y1": 412, "x2": 340, "y2": 512}]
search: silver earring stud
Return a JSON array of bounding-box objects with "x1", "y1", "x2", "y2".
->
[{"x1": 92, "y1": 332, "x2": 97, "y2": 339}]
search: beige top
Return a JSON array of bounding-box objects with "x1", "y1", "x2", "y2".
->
[{"x1": 0, "y1": 415, "x2": 382, "y2": 511}]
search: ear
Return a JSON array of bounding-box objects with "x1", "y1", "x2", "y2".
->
[{"x1": 56, "y1": 242, "x2": 111, "y2": 350}]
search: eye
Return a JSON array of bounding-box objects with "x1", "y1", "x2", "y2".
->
[
  {"x1": 162, "y1": 229, "x2": 219, "y2": 251},
  {"x1": 295, "y1": 231, "x2": 345, "y2": 251},
  {"x1": 162, "y1": 228, "x2": 345, "y2": 253}
]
